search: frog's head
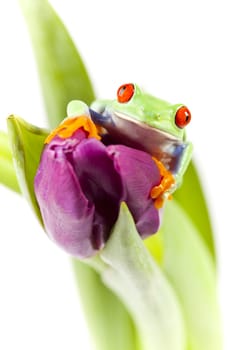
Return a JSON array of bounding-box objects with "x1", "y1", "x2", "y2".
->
[{"x1": 102, "y1": 83, "x2": 191, "y2": 140}]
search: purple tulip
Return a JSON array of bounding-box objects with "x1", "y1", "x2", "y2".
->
[{"x1": 34, "y1": 117, "x2": 162, "y2": 258}]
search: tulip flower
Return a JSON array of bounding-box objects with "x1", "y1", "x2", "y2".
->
[{"x1": 34, "y1": 113, "x2": 166, "y2": 258}]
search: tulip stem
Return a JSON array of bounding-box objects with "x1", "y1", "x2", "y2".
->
[{"x1": 88, "y1": 203, "x2": 186, "y2": 350}]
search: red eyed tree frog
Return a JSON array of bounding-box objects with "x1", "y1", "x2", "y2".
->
[{"x1": 66, "y1": 83, "x2": 193, "y2": 207}]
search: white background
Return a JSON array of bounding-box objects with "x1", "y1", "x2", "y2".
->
[{"x1": 0, "y1": 0, "x2": 232, "y2": 349}]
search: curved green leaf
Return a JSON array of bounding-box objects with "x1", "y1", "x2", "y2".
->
[
  {"x1": 95, "y1": 203, "x2": 186, "y2": 350},
  {"x1": 175, "y1": 161, "x2": 216, "y2": 261},
  {"x1": 7, "y1": 115, "x2": 48, "y2": 222},
  {"x1": 161, "y1": 200, "x2": 222, "y2": 349},
  {"x1": 19, "y1": 0, "x2": 95, "y2": 128},
  {"x1": 0, "y1": 131, "x2": 12, "y2": 158},
  {"x1": 0, "y1": 131, "x2": 20, "y2": 193}
]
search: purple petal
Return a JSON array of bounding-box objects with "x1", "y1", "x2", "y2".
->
[
  {"x1": 49, "y1": 128, "x2": 87, "y2": 147},
  {"x1": 107, "y1": 145, "x2": 161, "y2": 238},
  {"x1": 34, "y1": 142, "x2": 96, "y2": 258},
  {"x1": 72, "y1": 138, "x2": 125, "y2": 246}
]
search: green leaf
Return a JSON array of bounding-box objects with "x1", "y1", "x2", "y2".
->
[
  {"x1": 144, "y1": 229, "x2": 164, "y2": 265},
  {"x1": 7, "y1": 115, "x2": 48, "y2": 222},
  {"x1": 72, "y1": 260, "x2": 140, "y2": 350},
  {"x1": 0, "y1": 131, "x2": 20, "y2": 193},
  {"x1": 19, "y1": 0, "x2": 95, "y2": 128},
  {"x1": 175, "y1": 161, "x2": 216, "y2": 260},
  {"x1": 161, "y1": 200, "x2": 222, "y2": 349},
  {"x1": 93, "y1": 203, "x2": 186, "y2": 350}
]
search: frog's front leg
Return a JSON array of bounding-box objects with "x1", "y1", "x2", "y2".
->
[
  {"x1": 45, "y1": 100, "x2": 101, "y2": 144},
  {"x1": 151, "y1": 142, "x2": 192, "y2": 208},
  {"x1": 174, "y1": 142, "x2": 193, "y2": 189}
]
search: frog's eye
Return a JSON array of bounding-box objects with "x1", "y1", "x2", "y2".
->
[
  {"x1": 117, "y1": 83, "x2": 135, "y2": 103},
  {"x1": 175, "y1": 106, "x2": 191, "y2": 128}
]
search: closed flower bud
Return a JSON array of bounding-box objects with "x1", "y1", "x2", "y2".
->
[{"x1": 34, "y1": 115, "x2": 162, "y2": 258}]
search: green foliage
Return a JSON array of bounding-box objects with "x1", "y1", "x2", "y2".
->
[
  {"x1": 162, "y1": 200, "x2": 221, "y2": 349},
  {"x1": 175, "y1": 161, "x2": 216, "y2": 260},
  {"x1": 7, "y1": 116, "x2": 48, "y2": 222},
  {"x1": 19, "y1": 0, "x2": 95, "y2": 128},
  {"x1": 95, "y1": 203, "x2": 186, "y2": 350},
  {"x1": 0, "y1": 131, "x2": 20, "y2": 193}
]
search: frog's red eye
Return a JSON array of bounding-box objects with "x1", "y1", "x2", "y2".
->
[
  {"x1": 175, "y1": 106, "x2": 191, "y2": 128},
  {"x1": 117, "y1": 83, "x2": 135, "y2": 103}
]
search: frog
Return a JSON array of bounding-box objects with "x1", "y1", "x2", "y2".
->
[{"x1": 66, "y1": 83, "x2": 193, "y2": 207}]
